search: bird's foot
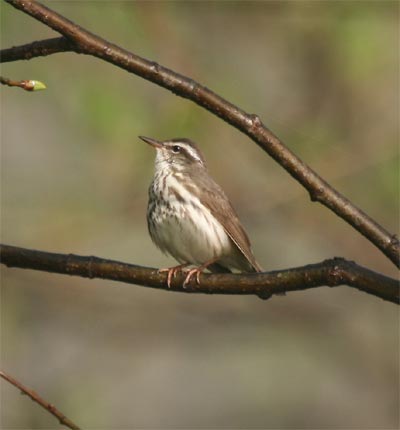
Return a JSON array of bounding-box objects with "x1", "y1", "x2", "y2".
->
[
  {"x1": 158, "y1": 263, "x2": 190, "y2": 288},
  {"x1": 182, "y1": 268, "x2": 202, "y2": 288},
  {"x1": 182, "y1": 258, "x2": 219, "y2": 288}
]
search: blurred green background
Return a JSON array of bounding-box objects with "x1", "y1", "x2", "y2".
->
[{"x1": 1, "y1": 1, "x2": 398, "y2": 428}]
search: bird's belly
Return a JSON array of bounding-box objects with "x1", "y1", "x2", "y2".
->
[{"x1": 149, "y1": 200, "x2": 232, "y2": 265}]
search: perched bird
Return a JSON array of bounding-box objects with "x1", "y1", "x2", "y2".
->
[{"x1": 141, "y1": 136, "x2": 262, "y2": 287}]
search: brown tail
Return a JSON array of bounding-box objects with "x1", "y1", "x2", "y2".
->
[{"x1": 251, "y1": 260, "x2": 263, "y2": 273}]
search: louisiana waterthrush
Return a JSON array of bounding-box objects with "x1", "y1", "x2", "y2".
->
[{"x1": 141, "y1": 136, "x2": 262, "y2": 287}]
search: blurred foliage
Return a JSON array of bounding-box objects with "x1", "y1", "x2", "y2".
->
[{"x1": 1, "y1": 1, "x2": 398, "y2": 429}]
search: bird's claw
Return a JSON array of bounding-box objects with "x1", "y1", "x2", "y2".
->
[
  {"x1": 182, "y1": 257, "x2": 220, "y2": 288},
  {"x1": 159, "y1": 258, "x2": 219, "y2": 288},
  {"x1": 158, "y1": 264, "x2": 189, "y2": 288},
  {"x1": 182, "y1": 268, "x2": 203, "y2": 288}
]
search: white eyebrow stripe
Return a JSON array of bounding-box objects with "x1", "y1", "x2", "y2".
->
[{"x1": 181, "y1": 144, "x2": 203, "y2": 163}]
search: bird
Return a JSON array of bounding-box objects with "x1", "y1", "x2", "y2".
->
[{"x1": 140, "y1": 135, "x2": 262, "y2": 287}]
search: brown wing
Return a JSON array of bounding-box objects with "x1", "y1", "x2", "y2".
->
[{"x1": 192, "y1": 166, "x2": 263, "y2": 272}]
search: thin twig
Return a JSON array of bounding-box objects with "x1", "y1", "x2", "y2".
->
[
  {"x1": 0, "y1": 370, "x2": 81, "y2": 430},
  {"x1": 0, "y1": 75, "x2": 46, "y2": 91},
  {"x1": 0, "y1": 36, "x2": 74, "y2": 62},
  {"x1": 2, "y1": 0, "x2": 398, "y2": 268},
  {"x1": 1, "y1": 244, "x2": 398, "y2": 304}
]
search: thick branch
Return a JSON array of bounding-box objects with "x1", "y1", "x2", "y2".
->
[
  {"x1": 2, "y1": 0, "x2": 398, "y2": 268},
  {"x1": 0, "y1": 370, "x2": 81, "y2": 430},
  {"x1": 1, "y1": 244, "x2": 398, "y2": 304}
]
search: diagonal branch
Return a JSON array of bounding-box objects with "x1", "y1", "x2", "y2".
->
[
  {"x1": 0, "y1": 370, "x2": 81, "y2": 430},
  {"x1": 1, "y1": 244, "x2": 398, "y2": 304},
  {"x1": 2, "y1": 0, "x2": 398, "y2": 268}
]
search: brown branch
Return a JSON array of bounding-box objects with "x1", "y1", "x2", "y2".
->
[
  {"x1": 0, "y1": 370, "x2": 81, "y2": 430},
  {"x1": 0, "y1": 36, "x2": 74, "y2": 62},
  {"x1": 2, "y1": 0, "x2": 398, "y2": 268},
  {"x1": 0, "y1": 75, "x2": 46, "y2": 91},
  {"x1": 1, "y1": 244, "x2": 398, "y2": 304}
]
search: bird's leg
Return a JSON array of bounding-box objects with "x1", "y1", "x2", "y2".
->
[
  {"x1": 158, "y1": 263, "x2": 190, "y2": 288},
  {"x1": 183, "y1": 257, "x2": 220, "y2": 288}
]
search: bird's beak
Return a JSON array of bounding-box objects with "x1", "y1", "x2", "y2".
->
[{"x1": 139, "y1": 136, "x2": 163, "y2": 149}]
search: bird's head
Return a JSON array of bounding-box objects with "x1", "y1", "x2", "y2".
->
[{"x1": 140, "y1": 136, "x2": 206, "y2": 170}]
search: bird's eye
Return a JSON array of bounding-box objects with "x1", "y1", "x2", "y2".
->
[{"x1": 172, "y1": 145, "x2": 181, "y2": 153}]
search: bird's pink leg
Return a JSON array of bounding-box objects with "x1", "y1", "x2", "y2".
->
[
  {"x1": 183, "y1": 258, "x2": 219, "y2": 288},
  {"x1": 159, "y1": 263, "x2": 190, "y2": 288}
]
